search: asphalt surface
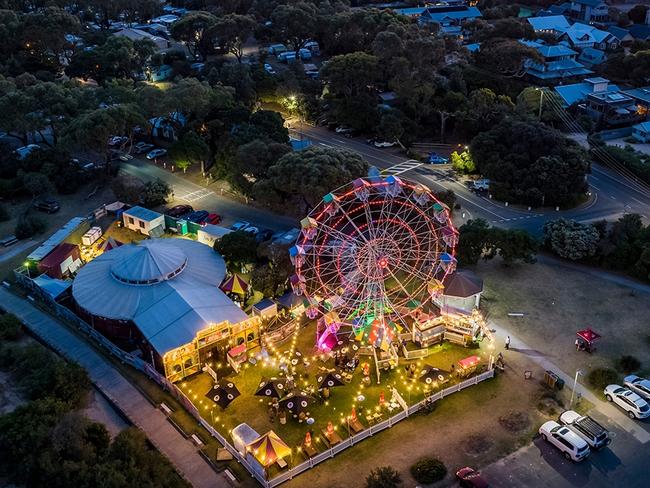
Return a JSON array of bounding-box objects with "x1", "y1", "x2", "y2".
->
[{"x1": 296, "y1": 124, "x2": 650, "y2": 236}]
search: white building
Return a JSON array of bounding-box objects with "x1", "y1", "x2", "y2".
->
[{"x1": 122, "y1": 206, "x2": 165, "y2": 236}]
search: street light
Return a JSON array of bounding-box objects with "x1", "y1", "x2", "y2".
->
[
  {"x1": 23, "y1": 261, "x2": 31, "y2": 278},
  {"x1": 570, "y1": 369, "x2": 583, "y2": 407},
  {"x1": 535, "y1": 87, "x2": 544, "y2": 120}
]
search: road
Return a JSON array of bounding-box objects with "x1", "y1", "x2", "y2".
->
[
  {"x1": 120, "y1": 158, "x2": 298, "y2": 232},
  {"x1": 295, "y1": 124, "x2": 650, "y2": 235}
]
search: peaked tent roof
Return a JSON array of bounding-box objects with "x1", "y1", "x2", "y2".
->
[
  {"x1": 442, "y1": 270, "x2": 483, "y2": 298},
  {"x1": 246, "y1": 431, "x2": 291, "y2": 467},
  {"x1": 220, "y1": 274, "x2": 249, "y2": 295}
]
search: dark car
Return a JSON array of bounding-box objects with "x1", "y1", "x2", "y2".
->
[
  {"x1": 167, "y1": 204, "x2": 193, "y2": 218},
  {"x1": 186, "y1": 210, "x2": 209, "y2": 224},
  {"x1": 456, "y1": 467, "x2": 489, "y2": 488},
  {"x1": 255, "y1": 229, "x2": 274, "y2": 242},
  {"x1": 33, "y1": 198, "x2": 60, "y2": 214}
]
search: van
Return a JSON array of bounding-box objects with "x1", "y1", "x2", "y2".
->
[
  {"x1": 269, "y1": 44, "x2": 287, "y2": 55},
  {"x1": 278, "y1": 51, "x2": 297, "y2": 63},
  {"x1": 304, "y1": 41, "x2": 320, "y2": 55},
  {"x1": 298, "y1": 48, "x2": 312, "y2": 60}
]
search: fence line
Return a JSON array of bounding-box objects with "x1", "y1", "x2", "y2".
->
[{"x1": 14, "y1": 270, "x2": 494, "y2": 488}]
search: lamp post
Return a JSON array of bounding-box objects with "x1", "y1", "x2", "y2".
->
[
  {"x1": 570, "y1": 369, "x2": 583, "y2": 407},
  {"x1": 536, "y1": 88, "x2": 544, "y2": 120},
  {"x1": 23, "y1": 261, "x2": 31, "y2": 278}
]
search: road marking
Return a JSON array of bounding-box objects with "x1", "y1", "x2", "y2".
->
[
  {"x1": 318, "y1": 142, "x2": 333, "y2": 148},
  {"x1": 382, "y1": 160, "x2": 423, "y2": 175},
  {"x1": 177, "y1": 188, "x2": 214, "y2": 203}
]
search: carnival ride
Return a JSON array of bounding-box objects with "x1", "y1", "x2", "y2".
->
[{"x1": 289, "y1": 176, "x2": 459, "y2": 357}]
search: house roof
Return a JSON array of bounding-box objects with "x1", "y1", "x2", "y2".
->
[
  {"x1": 39, "y1": 243, "x2": 78, "y2": 269},
  {"x1": 520, "y1": 39, "x2": 577, "y2": 57},
  {"x1": 554, "y1": 80, "x2": 620, "y2": 106},
  {"x1": 607, "y1": 26, "x2": 631, "y2": 41},
  {"x1": 527, "y1": 15, "x2": 570, "y2": 32},
  {"x1": 563, "y1": 23, "x2": 611, "y2": 44},
  {"x1": 633, "y1": 121, "x2": 650, "y2": 132},
  {"x1": 33, "y1": 274, "x2": 72, "y2": 300},
  {"x1": 72, "y1": 239, "x2": 248, "y2": 355},
  {"x1": 629, "y1": 24, "x2": 650, "y2": 40},
  {"x1": 623, "y1": 87, "x2": 650, "y2": 104},
  {"x1": 578, "y1": 47, "x2": 606, "y2": 65},
  {"x1": 27, "y1": 217, "x2": 87, "y2": 262},
  {"x1": 442, "y1": 270, "x2": 483, "y2": 298},
  {"x1": 572, "y1": 0, "x2": 604, "y2": 6},
  {"x1": 123, "y1": 206, "x2": 162, "y2": 222},
  {"x1": 393, "y1": 7, "x2": 426, "y2": 16},
  {"x1": 423, "y1": 6, "x2": 482, "y2": 23}
]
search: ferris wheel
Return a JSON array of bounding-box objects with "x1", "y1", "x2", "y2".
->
[{"x1": 289, "y1": 175, "x2": 458, "y2": 349}]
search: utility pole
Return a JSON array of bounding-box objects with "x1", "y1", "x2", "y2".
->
[
  {"x1": 538, "y1": 88, "x2": 544, "y2": 120},
  {"x1": 570, "y1": 369, "x2": 583, "y2": 407}
]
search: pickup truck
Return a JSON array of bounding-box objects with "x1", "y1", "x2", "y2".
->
[{"x1": 559, "y1": 410, "x2": 611, "y2": 450}]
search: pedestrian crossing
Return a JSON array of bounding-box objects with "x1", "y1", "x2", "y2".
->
[
  {"x1": 176, "y1": 188, "x2": 214, "y2": 203},
  {"x1": 382, "y1": 160, "x2": 423, "y2": 175}
]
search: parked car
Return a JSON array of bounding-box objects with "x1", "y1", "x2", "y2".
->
[
  {"x1": 335, "y1": 126, "x2": 354, "y2": 135},
  {"x1": 167, "y1": 204, "x2": 193, "y2": 218},
  {"x1": 268, "y1": 44, "x2": 287, "y2": 55},
  {"x1": 468, "y1": 179, "x2": 490, "y2": 193},
  {"x1": 231, "y1": 221, "x2": 250, "y2": 231},
  {"x1": 108, "y1": 135, "x2": 128, "y2": 147},
  {"x1": 374, "y1": 140, "x2": 396, "y2": 148},
  {"x1": 539, "y1": 420, "x2": 590, "y2": 461},
  {"x1": 558, "y1": 410, "x2": 611, "y2": 450},
  {"x1": 264, "y1": 63, "x2": 276, "y2": 75},
  {"x1": 244, "y1": 226, "x2": 259, "y2": 235},
  {"x1": 134, "y1": 142, "x2": 155, "y2": 154},
  {"x1": 146, "y1": 148, "x2": 167, "y2": 159},
  {"x1": 70, "y1": 158, "x2": 96, "y2": 171},
  {"x1": 604, "y1": 384, "x2": 650, "y2": 419},
  {"x1": 33, "y1": 198, "x2": 60, "y2": 214},
  {"x1": 624, "y1": 375, "x2": 650, "y2": 401},
  {"x1": 456, "y1": 467, "x2": 489, "y2": 488},
  {"x1": 207, "y1": 213, "x2": 222, "y2": 225},
  {"x1": 186, "y1": 210, "x2": 209, "y2": 224},
  {"x1": 15, "y1": 144, "x2": 40, "y2": 160},
  {"x1": 427, "y1": 152, "x2": 449, "y2": 164},
  {"x1": 256, "y1": 229, "x2": 274, "y2": 242}
]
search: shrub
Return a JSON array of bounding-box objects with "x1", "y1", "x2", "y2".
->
[
  {"x1": 587, "y1": 368, "x2": 618, "y2": 391},
  {"x1": 0, "y1": 314, "x2": 23, "y2": 341},
  {"x1": 0, "y1": 203, "x2": 9, "y2": 222},
  {"x1": 618, "y1": 355, "x2": 641, "y2": 374},
  {"x1": 14, "y1": 215, "x2": 46, "y2": 239},
  {"x1": 410, "y1": 457, "x2": 447, "y2": 484},
  {"x1": 366, "y1": 466, "x2": 402, "y2": 488}
]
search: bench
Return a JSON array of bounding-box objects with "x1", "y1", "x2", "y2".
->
[
  {"x1": 276, "y1": 457, "x2": 288, "y2": 469},
  {"x1": 223, "y1": 468, "x2": 237, "y2": 486},
  {"x1": 159, "y1": 402, "x2": 173, "y2": 415},
  {"x1": 191, "y1": 434, "x2": 204, "y2": 447}
]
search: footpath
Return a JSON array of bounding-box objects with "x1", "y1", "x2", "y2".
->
[{"x1": 0, "y1": 288, "x2": 228, "y2": 488}]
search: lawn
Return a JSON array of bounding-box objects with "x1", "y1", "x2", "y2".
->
[{"x1": 179, "y1": 321, "x2": 492, "y2": 477}]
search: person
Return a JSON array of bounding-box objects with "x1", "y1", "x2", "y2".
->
[
  {"x1": 575, "y1": 338, "x2": 581, "y2": 351},
  {"x1": 505, "y1": 335, "x2": 511, "y2": 350}
]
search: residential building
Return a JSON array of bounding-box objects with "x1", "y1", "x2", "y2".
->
[
  {"x1": 632, "y1": 122, "x2": 650, "y2": 143},
  {"x1": 577, "y1": 47, "x2": 605, "y2": 67},
  {"x1": 554, "y1": 77, "x2": 620, "y2": 106},
  {"x1": 622, "y1": 87, "x2": 650, "y2": 119},
  {"x1": 628, "y1": 24, "x2": 650, "y2": 42},
  {"x1": 583, "y1": 90, "x2": 642, "y2": 127},
  {"x1": 113, "y1": 28, "x2": 169, "y2": 51},
  {"x1": 567, "y1": 0, "x2": 609, "y2": 24},
  {"x1": 521, "y1": 40, "x2": 592, "y2": 83},
  {"x1": 419, "y1": 2, "x2": 482, "y2": 37},
  {"x1": 122, "y1": 207, "x2": 165, "y2": 236},
  {"x1": 607, "y1": 26, "x2": 634, "y2": 46},
  {"x1": 559, "y1": 23, "x2": 618, "y2": 50},
  {"x1": 527, "y1": 15, "x2": 571, "y2": 37},
  {"x1": 149, "y1": 112, "x2": 187, "y2": 141}
]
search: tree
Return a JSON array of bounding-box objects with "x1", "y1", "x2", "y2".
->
[
  {"x1": 22, "y1": 172, "x2": 54, "y2": 197},
  {"x1": 228, "y1": 139, "x2": 290, "y2": 194},
  {"x1": 628, "y1": 4, "x2": 648, "y2": 24},
  {"x1": 143, "y1": 179, "x2": 172, "y2": 208},
  {"x1": 214, "y1": 230, "x2": 258, "y2": 267},
  {"x1": 165, "y1": 79, "x2": 235, "y2": 123},
  {"x1": 0, "y1": 313, "x2": 22, "y2": 341},
  {"x1": 603, "y1": 49, "x2": 650, "y2": 85},
  {"x1": 377, "y1": 113, "x2": 404, "y2": 143},
  {"x1": 470, "y1": 118, "x2": 589, "y2": 206},
  {"x1": 212, "y1": 14, "x2": 256, "y2": 62},
  {"x1": 516, "y1": 87, "x2": 563, "y2": 126},
  {"x1": 270, "y1": 2, "x2": 318, "y2": 54},
  {"x1": 455, "y1": 88, "x2": 514, "y2": 137},
  {"x1": 169, "y1": 131, "x2": 209, "y2": 174},
  {"x1": 474, "y1": 39, "x2": 542, "y2": 76},
  {"x1": 410, "y1": 457, "x2": 447, "y2": 484},
  {"x1": 543, "y1": 219, "x2": 600, "y2": 260},
  {"x1": 170, "y1": 11, "x2": 218, "y2": 60},
  {"x1": 366, "y1": 466, "x2": 402, "y2": 488},
  {"x1": 432, "y1": 91, "x2": 466, "y2": 143},
  {"x1": 111, "y1": 175, "x2": 146, "y2": 205},
  {"x1": 21, "y1": 7, "x2": 81, "y2": 69},
  {"x1": 252, "y1": 147, "x2": 368, "y2": 216},
  {"x1": 457, "y1": 218, "x2": 496, "y2": 265},
  {"x1": 450, "y1": 150, "x2": 476, "y2": 174},
  {"x1": 494, "y1": 228, "x2": 538, "y2": 264}
]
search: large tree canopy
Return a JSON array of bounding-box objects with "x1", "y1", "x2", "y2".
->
[
  {"x1": 470, "y1": 118, "x2": 589, "y2": 206},
  {"x1": 252, "y1": 146, "x2": 368, "y2": 216}
]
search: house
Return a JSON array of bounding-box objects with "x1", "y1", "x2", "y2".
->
[
  {"x1": 537, "y1": 4, "x2": 571, "y2": 17},
  {"x1": 113, "y1": 28, "x2": 169, "y2": 51},
  {"x1": 632, "y1": 122, "x2": 650, "y2": 142},
  {"x1": 583, "y1": 90, "x2": 642, "y2": 127},
  {"x1": 150, "y1": 64, "x2": 172, "y2": 82},
  {"x1": 577, "y1": 47, "x2": 606, "y2": 67},
  {"x1": 419, "y1": 2, "x2": 482, "y2": 37},
  {"x1": 567, "y1": 0, "x2": 609, "y2": 24},
  {"x1": 607, "y1": 26, "x2": 634, "y2": 46},
  {"x1": 628, "y1": 24, "x2": 650, "y2": 42},
  {"x1": 150, "y1": 14, "x2": 180, "y2": 26},
  {"x1": 559, "y1": 23, "x2": 618, "y2": 50},
  {"x1": 521, "y1": 40, "x2": 592, "y2": 83},
  {"x1": 554, "y1": 77, "x2": 620, "y2": 106},
  {"x1": 622, "y1": 87, "x2": 650, "y2": 119},
  {"x1": 527, "y1": 15, "x2": 571, "y2": 37},
  {"x1": 149, "y1": 112, "x2": 186, "y2": 141},
  {"x1": 122, "y1": 206, "x2": 165, "y2": 236}
]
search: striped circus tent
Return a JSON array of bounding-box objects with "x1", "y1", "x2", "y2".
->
[
  {"x1": 219, "y1": 273, "x2": 249, "y2": 295},
  {"x1": 247, "y1": 430, "x2": 291, "y2": 467}
]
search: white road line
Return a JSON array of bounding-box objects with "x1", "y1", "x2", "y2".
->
[{"x1": 318, "y1": 142, "x2": 333, "y2": 148}]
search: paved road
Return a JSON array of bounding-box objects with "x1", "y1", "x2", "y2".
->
[
  {"x1": 297, "y1": 125, "x2": 650, "y2": 235},
  {"x1": 0, "y1": 288, "x2": 228, "y2": 488},
  {"x1": 120, "y1": 158, "x2": 298, "y2": 232}
]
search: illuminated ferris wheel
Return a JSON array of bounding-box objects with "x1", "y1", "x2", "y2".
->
[{"x1": 289, "y1": 175, "x2": 458, "y2": 349}]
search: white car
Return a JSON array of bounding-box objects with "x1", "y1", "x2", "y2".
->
[
  {"x1": 231, "y1": 221, "x2": 250, "y2": 231},
  {"x1": 15, "y1": 144, "x2": 40, "y2": 160},
  {"x1": 244, "y1": 226, "x2": 259, "y2": 235},
  {"x1": 374, "y1": 140, "x2": 396, "y2": 148},
  {"x1": 538, "y1": 420, "x2": 590, "y2": 462},
  {"x1": 264, "y1": 63, "x2": 276, "y2": 75},
  {"x1": 146, "y1": 148, "x2": 167, "y2": 160},
  {"x1": 604, "y1": 384, "x2": 650, "y2": 419},
  {"x1": 624, "y1": 375, "x2": 650, "y2": 401}
]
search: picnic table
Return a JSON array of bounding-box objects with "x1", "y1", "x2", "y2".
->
[
  {"x1": 302, "y1": 442, "x2": 318, "y2": 457},
  {"x1": 322, "y1": 428, "x2": 342, "y2": 446},
  {"x1": 348, "y1": 418, "x2": 365, "y2": 434}
]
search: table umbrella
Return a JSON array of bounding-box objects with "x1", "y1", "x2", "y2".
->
[
  {"x1": 317, "y1": 371, "x2": 345, "y2": 389},
  {"x1": 247, "y1": 430, "x2": 291, "y2": 467},
  {"x1": 206, "y1": 381, "x2": 240, "y2": 408},
  {"x1": 279, "y1": 389, "x2": 314, "y2": 414},
  {"x1": 255, "y1": 378, "x2": 287, "y2": 398},
  {"x1": 419, "y1": 365, "x2": 451, "y2": 386}
]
